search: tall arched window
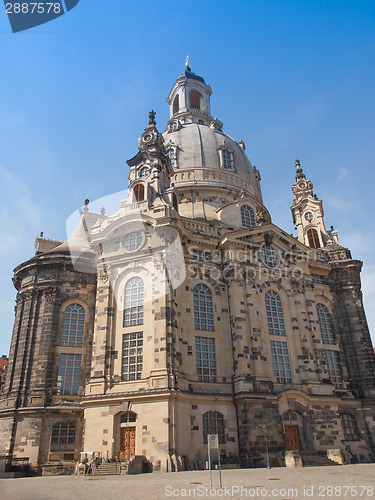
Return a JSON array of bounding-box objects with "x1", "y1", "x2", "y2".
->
[
  {"x1": 61, "y1": 304, "x2": 85, "y2": 347},
  {"x1": 193, "y1": 284, "x2": 213, "y2": 331},
  {"x1": 134, "y1": 184, "x2": 145, "y2": 202},
  {"x1": 202, "y1": 411, "x2": 225, "y2": 443},
  {"x1": 167, "y1": 148, "x2": 176, "y2": 167},
  {"x1": 173, "y1": 94, "x2": 179, "y2": 114},
  {"x1": 241, "y1": 205, "x2": 255, "y2": 228},
  {"x1": 190, "y1": 90, "x2": 202, "y2": 109},
  {"x1": 51, "y1": 422, "x2": 76, "y2": 450},
  {"x1": 123, "y1": 277, "x2": 144, "y2": 327},
  {"x1": 307, "y1": 228, "x2": 320, "y2": 248},
  {"x1": 265, "y1": 291, "x2": 286, "y2": 336},
  {"x1": 316, "y1": 303, "x2": 335, "y2": 344}
]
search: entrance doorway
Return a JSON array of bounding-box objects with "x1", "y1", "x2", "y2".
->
[
  {"x1": 284, "y1": 424, "x2": 300, "y2": 451},
  {"x1": 119, "y1": 426, "x2": 136, "y2": 460}
]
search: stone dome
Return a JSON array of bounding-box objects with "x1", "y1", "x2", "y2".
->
[{"x1": 163, "y1": 122, "x2": 260, "y2": 189}]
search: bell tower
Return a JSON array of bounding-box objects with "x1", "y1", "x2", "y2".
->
[{"x1": 291, "y1": 159, "x2": 338, "y2": 248}]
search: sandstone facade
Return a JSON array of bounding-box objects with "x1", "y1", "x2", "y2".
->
[{"x1": 1, "y1": 66, "x2": 375, "y2": 472}]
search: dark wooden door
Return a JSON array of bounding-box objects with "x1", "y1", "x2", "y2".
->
[
  {"x1": 284, "y1": 425, "x2": 300, "y2": 451},
  {"x1": 120, "y1": 426, "x2": 136, "y2": 460}
]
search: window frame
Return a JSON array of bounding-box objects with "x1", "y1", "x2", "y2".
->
[
  {"x1": 323, "y1": 350, "x2": 342, "y2": 387},
  {"x1": 50, "y1": 421, "x2": 76, "y2": 451},
  {"x1": 307, "y1": 228, "x2": 320, "y2": 248},
  {"x1": 240, "y1": 205, "x2": 256, "y2": 228},
  {"x1": 122, "y1": 332, "x2": 143, "y2": 381},
  {"x1": 123, "y1": 277, "x2": 144, "y2": 327},
  {"x1": 316, "y1": 303, "x2": 335, "y2": 345},
  {"x1": 61, "y1": 304, "x2": 85, "y2": 347},
  {"x1": 202, "y1": 411, "x2": 225, "y2": 444},
  {"x1": 56, "y1": 354, "x2": 82, "y2": 396},
  {"x1": 195, "y1": 336, "x2": 216, "y2": 383},
  {"x1": 265, "y1": 291, "x2": 286, "y2": 336},
  {"x1": 270, "y1": 340, "x2": 292, "y2": 383},
  {"x1": 341, "y1": 413, "x2": 360, "y2": 441},
  {"x1": 134, "y1": 183, "x2": 145, "y2": 202},
  {"x1": 193, "y1": 283, "x2": 214, "y2": 331}
]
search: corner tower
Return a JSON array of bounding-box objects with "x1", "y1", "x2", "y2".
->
[{"x1": 291, "y1": 159, "x2": 338, "y2": 248}]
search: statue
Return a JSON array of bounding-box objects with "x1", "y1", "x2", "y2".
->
[
  {"x1": 148, "y1": 110, "x2": 156, "y2": 125},
  {"x1": 185, "y1": 55, "x2": 190, "y2": 70}
]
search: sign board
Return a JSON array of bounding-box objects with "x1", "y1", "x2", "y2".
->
[{"x1": 208, "y1": 434, "x2": 219, "y2": 449}]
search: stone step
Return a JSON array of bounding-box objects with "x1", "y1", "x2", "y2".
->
[
  {"x1": 96, "y1": 463, "x2": 122, "y2": 475},
  {"x1": 301, "y1": 453, "x2": 340, "y2": 467}
]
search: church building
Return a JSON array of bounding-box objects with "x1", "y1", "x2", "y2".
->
[{"x1": 1, "y1": 63, "x2": 375, "y2": 473}]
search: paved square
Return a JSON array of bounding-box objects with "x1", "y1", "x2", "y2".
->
[{"x1": 2, "y1": 464, "x2": 375, "y2": 500}]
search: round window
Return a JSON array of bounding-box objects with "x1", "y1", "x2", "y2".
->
[
  {"x1": 304, "y1": 211, "x2": 314, "y2": 222},
  {"x1": 261, "y1": 244, "x2": 278, "y2": 268},
  {"x1": 123, "y1": 231, "x2": 144, "y2": 252},
  {"x1": 139, "y1": 166, "x2": 150, "y2": 178}
]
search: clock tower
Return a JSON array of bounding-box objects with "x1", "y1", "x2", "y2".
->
[
  {"x1": 291, "y1": 159, "x2": 338, "y2": 248},
  {"x1": 127, "y1": 111, "x2": 177, "y2": 210}
]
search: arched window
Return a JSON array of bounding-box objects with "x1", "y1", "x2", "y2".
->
[
  {"x1": 221, "y1": 149, "x2": 233, "y2": 170},
  {"x1": 307, "y1": 228, "x2": 320, "y2": 248},
  {"x1": 120, "y1": 412, "x2": 137, "y2": 423},
  {"x1": 61, "y1": 304, "x2": 85, "y2": 347},
  {"x1": 341, "y1": 414, "x2": 360, "y2": 441},
  {"x1": 202, "y1": 411, "x2": 225, "y2": 444},
  {"x1": 123, "y1": 277, "x2": 144, "y2": 327},
  {"x1": 167, "y1": 148, "x2": 176, "y2": 167},
  {"x1": 173, "y1": 95, "x2": 179, "y2": 115},
  {"x1": 241, "y1": 205, "x2": 255, "y2": 228},
  {"x1": 316, "y1": 303, "x2": 335, "y2": 344},
  {"x1": 51, "y1": 422, "x2": 76, "y2": 450},
  {"x1": 265, "y1": 291, "x2": 286, "y2": 336},
  {"x1": 190, "y1": 90, "x2": 202, "y2": 110},
  {"x1": 193, "y1": 284, "x2": 213, "y2": 331},
  {"x1": 134, "y1": 184, "x2": 145, "y2": 202}
]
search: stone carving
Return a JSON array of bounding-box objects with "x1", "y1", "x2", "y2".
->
[{"x1": 256, "y1": 208, "x2": 267, "y2": 226}]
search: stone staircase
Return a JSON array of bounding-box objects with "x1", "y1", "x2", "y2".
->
[
  {"x1": 96, "y1": 462, "x2": 128, "y2": 476},
  {"x1": 301, "y1": 452, "x2": 341, "y2": 467}
]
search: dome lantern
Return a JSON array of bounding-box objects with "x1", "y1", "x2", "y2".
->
[{"x1": 166, "y1": 61, "x2": 213, "y2": 121}]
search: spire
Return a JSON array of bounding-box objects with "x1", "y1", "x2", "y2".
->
[{"x1": 290, "y1": 159, "x2": 339, "y2": 249}]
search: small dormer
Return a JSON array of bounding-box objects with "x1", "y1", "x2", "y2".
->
[{"x1": 166, "y1": 58, "x2": 213, "y2": 120}]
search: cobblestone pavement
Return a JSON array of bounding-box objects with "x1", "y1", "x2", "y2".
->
[{"x1": 2, "y1": 464, "x2": 375, "y2": 500}]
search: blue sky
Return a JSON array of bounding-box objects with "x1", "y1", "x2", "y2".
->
[{"x1": 0, "y1": 0, "x2": 374, "y2": 354}]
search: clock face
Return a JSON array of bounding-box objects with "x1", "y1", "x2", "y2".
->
[
  {"x1": 139, "y1": 166, "x2": 151, "y2": 178},
  {"x1": 299, "y1": 182, "x2": 306, "y2": 189},
  {"x1": 304, "y1": 211, "x2": 314, "y2": 222}
]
